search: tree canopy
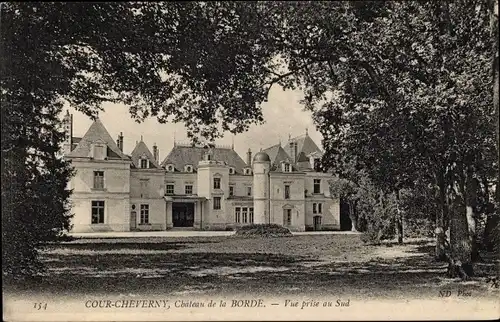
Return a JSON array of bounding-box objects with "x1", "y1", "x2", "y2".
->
[{"x1": 1, "y1": 1, "x2": 498, "y2": 278}]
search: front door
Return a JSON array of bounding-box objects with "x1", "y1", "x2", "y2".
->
[
  {"x1": 130, "y1": 211, "x2": 137, "y2": 230},
  {"x1": 172, "y1": 203, "x2": 194, "y2": 227},
  {"x1": 313, "y1": 216, "x2": 322, "y2": 231}
]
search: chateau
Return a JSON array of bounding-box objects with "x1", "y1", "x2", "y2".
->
[{"x1": 62, "y1": 111, "x2": 341, "y2": 232}]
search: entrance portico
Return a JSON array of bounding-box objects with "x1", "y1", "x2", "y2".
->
[{"x1": 164, "y1": 195, "x2": 207, "y2": 230}]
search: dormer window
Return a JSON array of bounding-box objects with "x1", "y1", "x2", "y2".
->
[
  {"x1": 184, "y1": 165, "x2": 193, "y2": 173},
  {"x1": 229, "y1": 167, "x2": 235, "y2": 175},
  {"x1": 91, "y1": 141, "x2": 107, "y2": 160},
  {"x1": 244, "y1": 168, "x2": 252, "y2": 175},
  {"x1": 140, "y1": 158, "x2": 149, "y2": 169},
  {"x1": 166, "y1": 164, "x2": 175, "y2": 172},
  {"x1": 282, "y1": 162, "x2": 292, "y2": 173},
  {"x1": 214, "y1": 177, "x2": 221, "y2": 189}
]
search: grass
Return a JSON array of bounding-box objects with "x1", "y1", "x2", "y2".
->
[{"x1": 4, "y1": 235, "x2": 499, "y2": 300}]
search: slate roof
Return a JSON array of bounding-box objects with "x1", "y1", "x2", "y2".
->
[
  {"x1": 130, "y1": 140, "x2": 160, "y2": 168},
  {"x1": 66, "y1": 119, "x2": 129, "y2": 160},
  {"x1": 262, "y1": 143, "x2": 295, "y2": 172},
  {"x1": 260, "y1": 133, "x2": 324, "y2": 172},
  {"x1": 160, "y1": 145, "x2": 248, "y2": 173},
  {"x1": 71, "y1": 137, "x2": 82, "y2": 152},
  {"x1": 284, "y1": 133, "x2": 322, "y2": 156}
]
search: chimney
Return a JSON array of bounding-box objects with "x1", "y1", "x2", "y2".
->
[
  {"x1": 153, "y1": 143, "x2": 159, "y2": 162},
  {"x1": 247, "y1": 148, "x2": 252, "y2": 166},
  {"x1": 63, "y1": 110, "x2": 73, "y2": 155},
  {"x1": 117, "y1": 132, "x2": 124, "y2": 151}
]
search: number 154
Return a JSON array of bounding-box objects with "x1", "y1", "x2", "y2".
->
[{"x1": 34, "y1": 302, "x2": 47, "y2": 310}]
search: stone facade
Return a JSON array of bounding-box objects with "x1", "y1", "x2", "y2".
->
[{"x1": 63, "y1": 111, "x2": 341, "y2": 233}]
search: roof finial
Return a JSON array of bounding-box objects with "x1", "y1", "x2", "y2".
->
[
  {"x1": 174, "y1": 129, "x2": 176, "y2": 146},
  {"x1": 288, "y1": 133, "x2": 291, "y2": 141},
  {"x1": 279, "y1": 136, "x2": 281, "y2": 146},
  {"x1": 140, "y1": 135, "x2": 143, "y2": 141},
  {"x1": 231, "y1": 135, "x2": 234, "y2": 150},
  {"x1": 306, "y1": 128, "x2": 308, "y2": 135}
]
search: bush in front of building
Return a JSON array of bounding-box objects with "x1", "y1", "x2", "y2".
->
[{"x1": 234, "y1": 224, "x2": 293, "y2": 238}]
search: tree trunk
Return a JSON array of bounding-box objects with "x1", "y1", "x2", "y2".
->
[
  {"x1": 348, "y1": 201, "x2": 358, "y2": 232},
  {"x1": 436, "y1": 172, "x2": 447, "y2": 260},
  {"x1": 466, "y1": 174, "x2": 479, "y2": 261},
  {"x1": 494, "y1": 6, "x2": 500, "y2": 207},
  {"x1": 448, "y1": 186, "x2": 474, "y2": 279},
  {"x1": 396, "y1": 190, "x2": 403, "y2": 244},
  {"x1": 483, "y1": 214, "x2": 499, "y2": 251}
]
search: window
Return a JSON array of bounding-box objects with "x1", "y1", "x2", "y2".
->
[
  {"x1": 249, "y1": 207, "x2": 254, "y2": 223},
  {"x1": 235, "y1": 207, "x2": 241, "y2": 223},
  {"x1": 140, "y1": 179, "x2": 149, "y2": 198},
  {"x1": 229, "y1": 186, "x2": 234, "y2": 196},
  {"x1": 244, "y1": 168, "x2": 251, "y2": 175},
  {"x1": 92, "y1": 144, "x2": 106, "y2": 160},
  {"x1": 140, "y1": 159, "x2": 148, "y2": 169},
  {"x1": 283, "y1": 209, "x2": 292, "y2": 226},
  {"x1": 185, "y1": 185, "x2": 193, "y2": 195},
  {"x1": 242, "y1": 207, "x2": 248, "y2": 223},
  {"x1": 284, "y1": 185, "x2": 290, "y2": 199},
  {"x1": 214, "y1": 177, "x2": 221, "y2": 189},
  {"x1": 229, "y1": 167, "x2": 234, "y2": 174},
  {"x1": 284, "y1": 163, "x2": 290, "y2": 172},
  {"x1": 247, "y1": 186, "x2": 252, "y2": 196},
  {"x1": 140, "y1": 204, "x2": 149, "y2": 224},
  {"x1": 318, "y1": 203, "x2": 323, "y2": 214},
  {"x1": 185, "y1": 165, "x2": 192, "y2": 172},
  {"x1": 314, "y1": 179, "x2": 321, "y2": 194},
  {"x1": 166, "y1": 184, "x2": 174, "y2": 195},
  {"x1": 313, "y1": 203, "x2": 317, "y2": 214},
  {"x1": 213, "y1": 197, "x2": 221, "y2": 210},
  {"x1": 91, "y1": 201, "x2": 105, "y2": 224},
  {"x1": 93, "y1": 171, "x2": 104, "y2": 189},
  {"x1": 167, "y1": 165, "x2": 174, "y2": 172}
]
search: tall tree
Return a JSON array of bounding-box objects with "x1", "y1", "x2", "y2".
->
[{"x1": 1, "y1": 2, "x2": 278, "y2": 276}]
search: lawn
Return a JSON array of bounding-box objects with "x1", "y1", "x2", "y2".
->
[{"x1": 5, "y1": 234, "x2": 499, "y2": 301}]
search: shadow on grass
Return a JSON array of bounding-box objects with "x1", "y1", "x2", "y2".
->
[
  {"x1": 4, "y1": 252, "x2": 307, "y2": 296},
  {"x1": 5, "y1": 237, "x2": 498, "y2": 299},
  {"x1": 45, "y1": 242, "x2": 191, "y2": 251}
]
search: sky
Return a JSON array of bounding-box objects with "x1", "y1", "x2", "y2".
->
[{"x1": 66, "y1": 86, "x2": 323, "y2": 162}]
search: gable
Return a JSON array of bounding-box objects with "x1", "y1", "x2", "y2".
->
[
  {"x1": 67, "y1": 119, "x2": 129, "y2": 160},
  {"x1": 262, "y1": 144, "x2": 293, "y2": 170},
  {"x1": 130, "y1": 141, "x2": 159, "y2": 169}
]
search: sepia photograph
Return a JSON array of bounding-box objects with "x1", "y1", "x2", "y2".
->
[{"x1": 1, "y1": 1, "x2": 499, "y2": 321}]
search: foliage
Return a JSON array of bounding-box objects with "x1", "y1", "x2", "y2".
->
[
  {"x1": 352, "y1": 176, "x2": 397, "y2": 244},
  {"x1": 0, "y1": 2, "x2": 270, "y2": 276},
  {"x1": 1, "y1": 1, "x2": 498, "y2": 279},
  {"x1": 234, "y1": 224, "x2": 292, "y2": 238}
]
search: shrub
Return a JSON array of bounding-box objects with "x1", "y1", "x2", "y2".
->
[
  {"x1": 355, "y1": 176, "x2": 397, "y2": 245},
  {"x1": 234, "y1": 224, "x2": 292, "y2": 238}
]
